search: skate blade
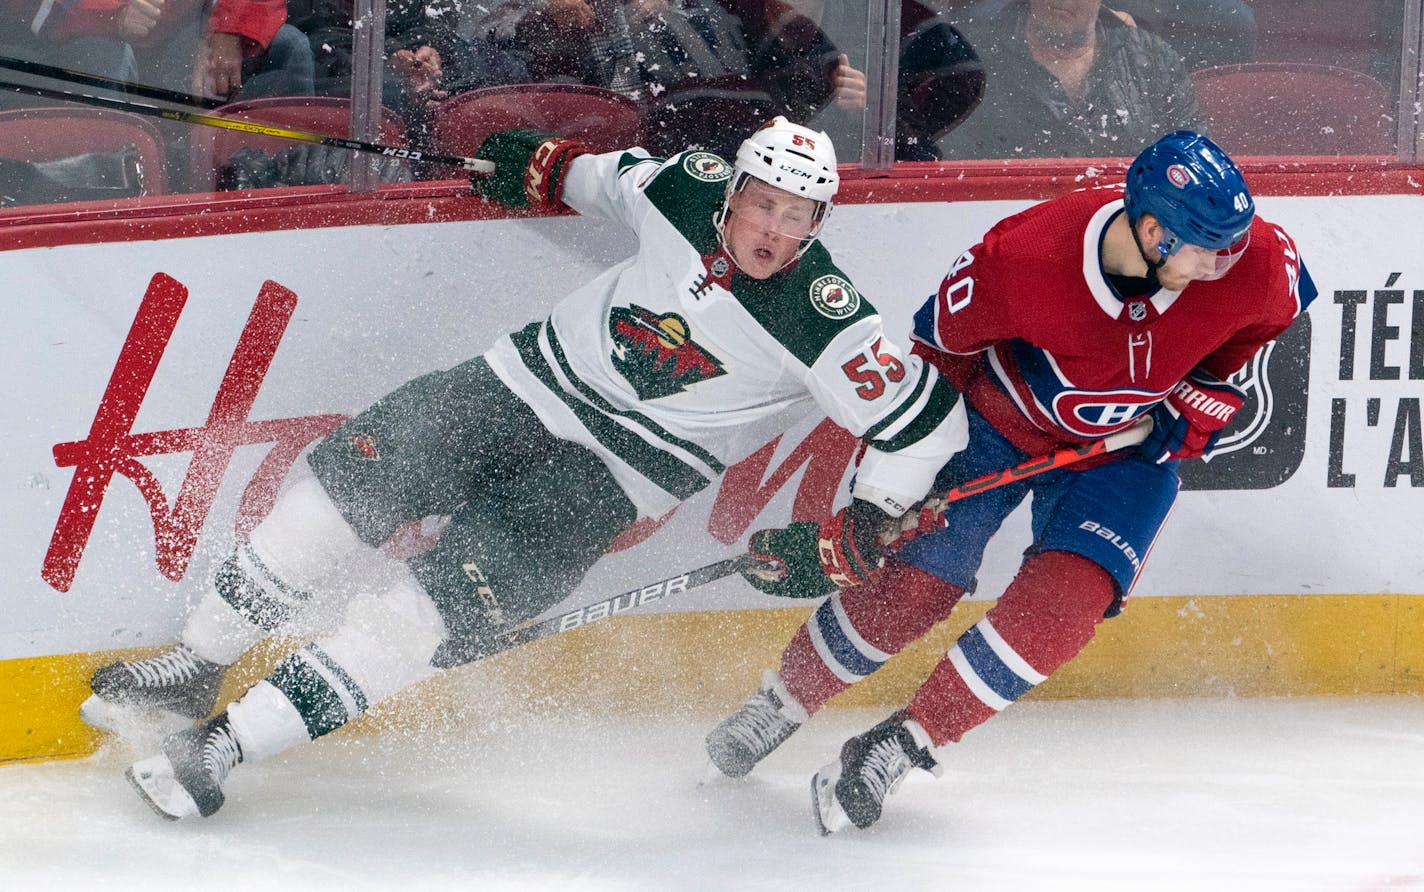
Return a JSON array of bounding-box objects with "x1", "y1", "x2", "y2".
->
[
  {"x1": 810, "y1": 762, "x2": 851, "y2": 836},
  {"x1": 80, "y1": 695, "x2": 198, "y2": 740},
  {"x1": 126, "y1": 754, "x2": 200, "y2": 820}
]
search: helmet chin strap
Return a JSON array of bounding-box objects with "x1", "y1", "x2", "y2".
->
[{"x1": 1129, "y1": 216, "x2": 1168, "y2": 276}]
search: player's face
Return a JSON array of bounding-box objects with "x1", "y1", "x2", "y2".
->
[
  {"x1": 1158, "y1": 232, "x2": 1250, "y2": 288},
  {"x1": 1137, "y1": 213, "x2": 1249, "y2": 289},
  {"x1": 724, "y1": 178, "x2": 820, "y2": 279}
]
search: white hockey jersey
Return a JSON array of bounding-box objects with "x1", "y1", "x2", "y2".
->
[{"x1": 484, "y1": 148, "x2": 966, "y2": 518}]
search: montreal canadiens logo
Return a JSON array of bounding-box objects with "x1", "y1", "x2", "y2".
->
[
  {"x1": 1051, "y1": 390, "x2": 1159, "y2": 437},
  {"x1": 1166, "y1": 164, "x2": 1192, "y2": 188},
  {"x1": 810, "y1": 275, "x2": 860, "y2": 319},
  {"x1": 684, "y1": 152, "x2": 731, "y2": 182}
]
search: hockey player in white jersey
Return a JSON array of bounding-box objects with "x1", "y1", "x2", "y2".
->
[{"x1": 85, "y1": 116, "x2": 968, "y2": 820}]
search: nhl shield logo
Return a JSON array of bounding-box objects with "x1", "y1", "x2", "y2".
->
[
  {"x1": 1178, "y1": 315, "x2": 1311, "y2": 491},
  {"x1": 1127, "y1": 301, "x2": 1148, "y2": 322},
  {"x1": 684, "y1": 152, "x2": 731, "y2": 182},
  {"x1": 810, "y1": 275, "x2": 860, "y2": 319}
]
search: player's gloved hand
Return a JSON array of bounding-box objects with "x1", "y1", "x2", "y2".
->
[
  {"x1": 741, "y1": 500, "x2": 893, "y2": 598},
  {"x1": 884, "y1": 495, "x2": 949, "y2": 550},
  {"x1": 1138, "y1": 368, "x2": 1245, "y2": 463},
  {"x1": 474, "y1": 128, "x2": 588, "y2": 209}
]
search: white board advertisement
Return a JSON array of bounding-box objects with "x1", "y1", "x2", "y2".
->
[{"x1": 3, "y1": 195, "x2": 1422, "y2": 660}]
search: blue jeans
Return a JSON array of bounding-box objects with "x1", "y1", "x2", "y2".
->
[
  {"x1": 239, "y1": 24, "x2": 315, "y2": 98},
  {"x1": 139, "y1": 21, "x2": 314, "y2": 99}
]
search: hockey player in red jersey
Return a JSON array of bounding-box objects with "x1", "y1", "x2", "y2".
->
[{"x1": 705, "y1": 130, "x2": 1318, "y2": 834}]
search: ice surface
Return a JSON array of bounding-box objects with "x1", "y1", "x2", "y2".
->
[{"x1": 3, "y1": 696, "x2": 1423, "y2": 891}]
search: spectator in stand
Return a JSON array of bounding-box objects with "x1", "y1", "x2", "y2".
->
[
  {"x1": 718, "y1": 0, "x2": 863, "y2": 119},
  {"x1": 291, "y1": 0, "x2": 526, "y2": 144},
  {"x1": 150, "y1": 0, "x2": 313, "y2": 100},
  {"x1": 2, "y1": 0, "x2": 313, "y2": 101},
  {"x1": 939, "y1": 0, "x2": 1202, "y2": 160},
  {"x1": 0, "y1": 0, "x2": 135, "y2": 83},
  {"x1": 473, "y1": 0, "x2": 865, "y2": 158},
  {"x1": 888, "y1": 3, "x2": 985, "y2": 160},
  {"x1": 739, "y1": 1, "x2": 984, "y2": 162},
  {"x1": 960, "y1": 0, "x2": 1256, "y2": 72},
  {"x1": 1106, "y1": 1, "x2": 1255, "y2": 70}
]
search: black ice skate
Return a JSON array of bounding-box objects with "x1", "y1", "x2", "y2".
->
[
  {"x1": 127, "y1": 713, "x2": 244, "y2": 819},
  {"x1": 80, "y1": 644, "x2": 224, "y2": 733},
  {"x1": 706, "y1": 670, "x2": 809, "y2": 778},
  {"x1": 811, "y1": 711, "x2": 940, "y2": 834}
]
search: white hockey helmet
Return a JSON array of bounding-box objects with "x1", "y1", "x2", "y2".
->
[
  {"x1": 717, "y1": 117, "x2": 839, "y2": 262},
  {"x1": 733, "y1": 115, "x2": 840, "y2": 204}
]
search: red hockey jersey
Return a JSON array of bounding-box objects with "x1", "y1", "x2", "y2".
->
[{"x1": 910, "y1": 185, "x2": 1315, "y2": 456}]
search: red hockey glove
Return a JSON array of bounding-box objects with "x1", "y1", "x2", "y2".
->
[
  {"x1": 475, "y1": 128, "x2": 589, "y2": 210},
  {"x1": 1139, "y1": 369, "x2": 1245, "y2": 463},
  {"x1": 742, "y1": 500, "x2": 893, "y2": 599}
]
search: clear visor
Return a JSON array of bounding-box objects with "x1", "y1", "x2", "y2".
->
[
  {"x1": 1162, "y1": 227, "x2": 1250, "y2": 281},
  {"x1": 727, "y1": 179, "x2": 826, "y2": 241}
]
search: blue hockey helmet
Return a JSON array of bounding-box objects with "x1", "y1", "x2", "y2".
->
[{"x1": 1123, "y1": 130, "x2": 1254, "y2": 258}]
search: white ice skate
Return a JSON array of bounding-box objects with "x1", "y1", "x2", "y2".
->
[{"x1": 705, "y1": 670, "x2": 808, "y2": 780}]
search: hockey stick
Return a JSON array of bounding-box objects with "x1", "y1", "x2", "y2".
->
[
  {"x1": 0, "y1": 77, "x2": 496, "y2": 173},
  {"x1": 0, "y1": 54, "x2": 223, "y2": 109},
  {"x1": 465, "y1": 419, "x2": 1152, "y2": 662},
  {"x1": 925, "y1": 416, "x2": 1151, "y2": 506}
]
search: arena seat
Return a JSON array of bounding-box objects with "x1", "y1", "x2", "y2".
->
[
  {"x1": 641, "y1": 88, "x2": 774, "y2": 158},
  {"x1": 0, "y1": 105, "x2": 169, "y2": 195},
  {"x1": 1190, "y1": 62, "x2": 1395, "y2": 156},
  {"x1": 187, "y1": 96, "x2": 408, "y2": 191},
  {"x1": 430, "y1": 84, "x2": 642, "y2": 168}
]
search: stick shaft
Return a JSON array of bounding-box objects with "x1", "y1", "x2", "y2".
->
[
  {"x1": 474, "y1": 557, "x2": 753, "y2": 660},
  {"x1": 0, "y1": 77, "x2": 495, "y2": 173},
  {"x1": 940, "y1": 420, "x2": 1151, "y2": 505},
  {"x1": 473, "y1": 421, "x2": 1152, "y2": 659},
  {"x1": 0, "y1": 55, "x2": 223, "y2": 109}
]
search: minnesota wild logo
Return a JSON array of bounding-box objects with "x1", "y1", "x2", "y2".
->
[
  {"x1": 350, "y1": 433, "x2": 380, "y2": 460},
  {"x1": 809, "y1": 275, "x2": 860, "y2": 319},
  {"x1": 683, "y1": 152, "x2": 732, "y2": 182},
  {"x1": 609, "y1": 305, "x2": 727, "y2": 399}
]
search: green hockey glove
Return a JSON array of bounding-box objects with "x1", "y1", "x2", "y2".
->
[
  {"x1": 474, "y1": 128, "x2": 589, "y2": 209},
  {"x1": 741, "y1": 501, "x2": 895, "y2": 599},
  {"x1": 742, "y1": 522, "x2": 833, "y2": 599}
]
